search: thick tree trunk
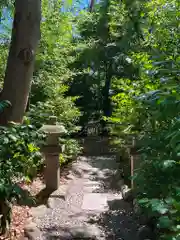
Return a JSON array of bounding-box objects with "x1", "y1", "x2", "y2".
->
[{"x1": 0, "y1": 0, "x2": 41, "y2": 125}]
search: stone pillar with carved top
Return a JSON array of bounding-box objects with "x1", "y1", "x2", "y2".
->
[{"x1": 39, "y1": 116, "x2": 67, "y2": 191}]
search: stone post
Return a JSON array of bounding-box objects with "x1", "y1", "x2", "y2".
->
[
  {"x1": 130, "y1": 137, "x2": 136, "y2": 189},
  {"x1": 39, "y1": 116, "x2": 67, "y2": 191},
  {"x1": 129, "y1": 136, "x2": 141, "y2": 190}
]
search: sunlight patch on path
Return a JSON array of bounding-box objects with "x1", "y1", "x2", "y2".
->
[{"x1": 82, "y1": 193, "x2": 109, "y2": 211}]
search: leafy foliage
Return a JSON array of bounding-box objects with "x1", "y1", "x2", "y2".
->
[
  {"x1": 104, "y1": 0, "x2": 180, "y2": 239},
  {"x1": 66, "y1": 0, "x2": 179, "y2": 239},
  {"x1": 28, "y1": 0, "x2": 82, "y2": 162},
  {"x1": 0, "y1": 100, "x2": 11, "y2": 112},
  {"x1": 0, "y1": 0, "x2": 82, "y2": 233},
  {"x1": 0, "y1": 0, "x2": 179, "y2": 238},
  {"x1": 0, "y1": 121, "x2": 45, "y2": 233}
]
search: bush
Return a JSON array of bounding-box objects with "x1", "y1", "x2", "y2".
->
[
  {"x1": 108, "y1": 0, "x2": 180, "y2": 238},
  {"x1": 59, "y1": 138, "x2": 83, "y2": 166},
  {"x1": 0, "y1": 107, "x2": 80, "y2": 234},
  {"x1": 0, "y1": 122, "x2": 45, "y2": 180},
  {"x1": 0, "y1": 121, "x2": 45, "y2": 233},
  {"x1": 132, "y1": 89, "x2": 180, "y2": 239},
  {"x1": 27, "y1": 98, "x2": 81, "y2": 134}
]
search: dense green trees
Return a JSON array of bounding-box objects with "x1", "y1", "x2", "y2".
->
[
  {"x1": 0, "y1": 0, "x2": 81, "y2": 233},
  {"x1": 0, "y1": 0, "x2": 179, "y2": 238},
  {"x1": 67, "y1": 0, "x2": 141, "y2": 129},
  {"x1": 108, "y1": 0, "x2": 180, "y2": 239},
  {"x1": 67, "y1": 0, "x2": 180, "y2": 238}
]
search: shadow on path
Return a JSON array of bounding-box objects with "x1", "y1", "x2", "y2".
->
[
  {"x1": 82, "y1": 155, "x2": 124, "y2": 192},
  {"x1": 24, "y1": 138, "x2": 140, "y2": 240}
]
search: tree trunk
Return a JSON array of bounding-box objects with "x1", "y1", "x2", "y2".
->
[
  {"x1": 0, "y1": 0, "x2": 41, "y2": 125},
  {"x1": 89, "y1": 0, "x2": 95, "y2": 12},
  {"x1": 102, "y1": 62, "x2": 112, "y2": 118}
]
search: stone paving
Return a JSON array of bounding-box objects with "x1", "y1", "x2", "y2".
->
[{"x1": 24, "y1": 155, "x2": 139, "y2": 240}]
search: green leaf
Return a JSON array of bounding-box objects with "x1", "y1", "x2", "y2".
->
[
  {"x1": 3, "y1": 137, "x2": 9, "y2": 144},
  {"x1": 157, "y1": 216, "x2": 173, "y2": 229},
  {"x1": 138, "y1": 198, "x2": 149, "y2": 204},
  {"x1": 8, "y1": 134, "x2": 17, "y2": 141},
  {"x1": 163, "y1": 160, "x2": 176, "y2": 169},
  {"x1": 0, "y1": 100, "x2": 11, "y2": 113},
  {"x1": 24, "y1": 176, "x2": 31, "y2": 184},
  {"x1": 175, "y1": 187, "x2": 180, "y2": 197},
  {"x1": 150, "y1": 199, "x2": 169, "y2": 214}
]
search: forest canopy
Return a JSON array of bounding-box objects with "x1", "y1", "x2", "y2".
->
[{"x1": 0, "y1": 0, "x2": 179, "y2": 238}]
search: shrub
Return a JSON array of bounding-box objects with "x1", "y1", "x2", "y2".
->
[
  {"x1": 59, "y1": 138, "x2": 83, "y2": 166},
  {"x1": 0, "y1": 121, "x2": 45, "y2": 233},
  {"x1": 108, "y1": 0, "x2": 180, "y2": 238},
  {"x1": 0, "y1": 122, "x2": 45, "y2": 180}
]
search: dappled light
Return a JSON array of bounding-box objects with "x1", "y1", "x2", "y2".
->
[{"x1": 0, "y1": 0, "x2": 179, "y2": 239}]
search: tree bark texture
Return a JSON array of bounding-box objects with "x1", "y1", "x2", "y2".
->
[{"x1": 0, "y1": 0, "x2": 41, "y2": 125}]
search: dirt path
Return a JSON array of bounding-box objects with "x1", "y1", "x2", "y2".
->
[{"x1": 23, "y1": 154, "x2": 139, "y2": 240}]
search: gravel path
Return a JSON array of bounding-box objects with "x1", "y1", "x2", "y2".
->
[{"x1": 24, "y1": 154, "x2": 139, "y2": 240}]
